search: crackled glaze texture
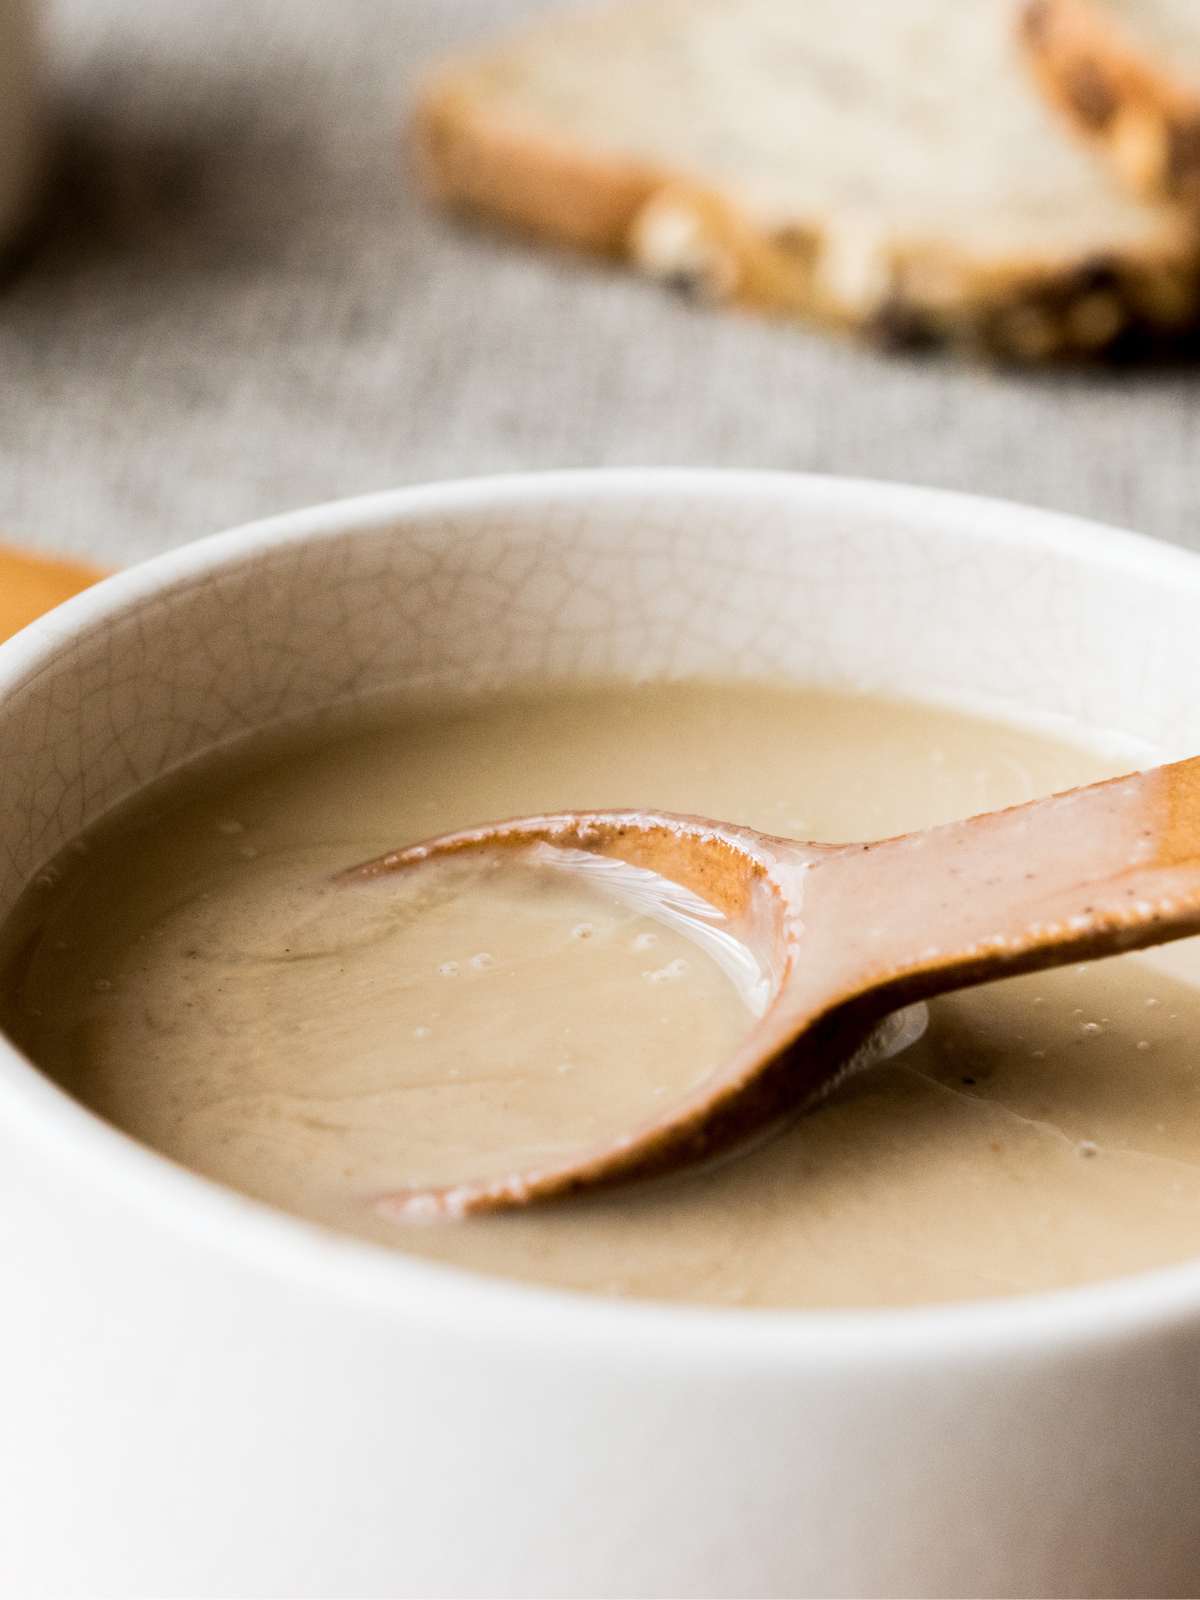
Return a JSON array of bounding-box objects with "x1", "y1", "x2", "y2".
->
[{"x1": 0, "y1": 475, "x2": 1193, "y2": 922}]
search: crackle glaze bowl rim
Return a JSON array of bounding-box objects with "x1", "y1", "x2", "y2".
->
[{"x1": 3, "y1": 466, "x2": 1200, "y2": 1373}]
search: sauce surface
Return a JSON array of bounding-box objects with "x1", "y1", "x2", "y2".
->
[{"x1": 6, "y1": 681, "x2": 1200, "y2": 1309}]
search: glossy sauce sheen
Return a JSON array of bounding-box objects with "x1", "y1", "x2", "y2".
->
[{"x1": 5, "y1": 683, "x2": 1200, "y2": 1310}]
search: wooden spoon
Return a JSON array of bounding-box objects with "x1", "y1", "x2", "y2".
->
[{"x1": 345, "y1": 756, "x2": 1200, "y2": 1217}]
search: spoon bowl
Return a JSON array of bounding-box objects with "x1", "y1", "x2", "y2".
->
[{"x1": 345, "y1": 752, "x2": 1200, "y2": 1217}]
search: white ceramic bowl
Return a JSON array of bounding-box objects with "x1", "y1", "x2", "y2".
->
[{"x1": 3, "y1": 471, "x2": 1200, "y2": 1599}]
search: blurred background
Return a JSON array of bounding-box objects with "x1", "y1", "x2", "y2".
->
[{"x1": 2, "y1": 0, "x2": 1199, "y2": 568}]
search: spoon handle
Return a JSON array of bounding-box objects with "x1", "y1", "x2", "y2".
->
[{"x1": 803, "y1": 756, "x2": 1200, "y2": 1007}]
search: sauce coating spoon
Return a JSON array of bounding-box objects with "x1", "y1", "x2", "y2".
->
[{"x1": 343, "y1": 755, "x2": 1200, "y2": 1217}]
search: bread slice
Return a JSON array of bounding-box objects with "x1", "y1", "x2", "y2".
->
[
  {"x1": 0, "y1": 544, "x2": 102, "y2": 643},
  {"x1": 415, "y1": 0, "x2": 1200, "y2": 359},
  {"x1": 1020, "y1": 0, "x2": 1200, "y2": 207}
]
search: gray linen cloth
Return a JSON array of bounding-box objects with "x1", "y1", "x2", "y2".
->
[{"x1": 1, "y1": 0, "x2": 1199, "y2": 567}]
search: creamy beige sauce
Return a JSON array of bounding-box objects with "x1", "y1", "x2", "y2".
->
[{"x1": 5, "y1": 681, "x2": 1200, "y2": 1309}]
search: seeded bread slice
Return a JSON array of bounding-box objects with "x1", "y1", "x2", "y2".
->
[
  {"x1": 1021, "y1": 0, "x2": 1200, "y2": 207},
  {"x1": 415, "y1": 0, "x2": 1200, "y2": 360}
]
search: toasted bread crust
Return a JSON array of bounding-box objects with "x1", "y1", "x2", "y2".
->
[
  {"x1": 414, "y1": 46, "x2": 1200, "y2": 362},
  {"x1": 415, "y1": 77, "x2": 659, "y2": 252},
  {"x1": 1020, "y1": 0, "x2": 1200, "y2": 207}
]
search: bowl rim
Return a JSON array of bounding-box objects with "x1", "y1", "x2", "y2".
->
[{"x1": 5, "y1": 465, "x2": 1200, "y2": 1374}]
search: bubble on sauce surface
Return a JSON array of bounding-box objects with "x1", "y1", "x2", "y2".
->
[{"x1": 644, "y1": 958, "x2": 689, "y2": 984}]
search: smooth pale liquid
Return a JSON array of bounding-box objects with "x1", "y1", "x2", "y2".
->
[{"x1": 5, "y1": 682, "x2": 1200, "y2": 1309}]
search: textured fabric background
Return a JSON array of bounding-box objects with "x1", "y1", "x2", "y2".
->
[{"x1": 3, "y1": 0, "x2": 1200, "y2": 567}]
